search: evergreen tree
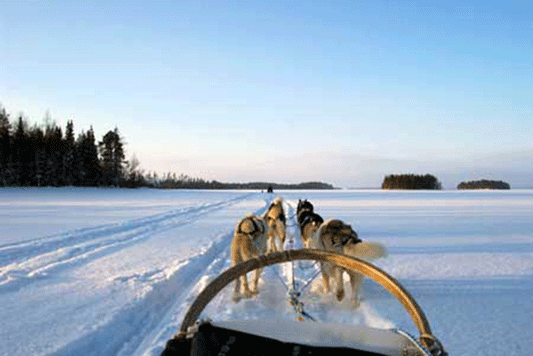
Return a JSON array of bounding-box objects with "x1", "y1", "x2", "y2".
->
[
  {"x1": 0, "y1": 107, "x2": 13, "y2": 186},
  {"x1": 63, "y1": 120, "x2": 76, "y2": 185},
  {"x1": 74, "y1": 130, "x2": 87, "y2": 185},
  {"x1": 99, "y1": 127, "x2": 125, "y2": 186},
  {"x1": 43, "y1": 123, "x2": 64, "y2": 186},
  {"x1": 80, "y1": 127, "x2": 101, "y2": 186},
  {"x1": 28, "y1": 126, "x2": 45, "y2": 187},
  {"x1": 12, "y1": 116, "x2": 31, "y2": 186}
]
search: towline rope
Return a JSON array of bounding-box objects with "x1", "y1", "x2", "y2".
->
[{"x1": 269, "y1": 215, "x2": 319, "y2": 322}]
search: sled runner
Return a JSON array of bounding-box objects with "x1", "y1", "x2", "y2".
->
[{"x1": 161, "y1": 249, "x2": 447, "y2": 356}]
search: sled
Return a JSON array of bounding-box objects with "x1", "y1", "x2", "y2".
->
[{"x1": 161, "y1": 249, "x2": 447, "y2": 356}]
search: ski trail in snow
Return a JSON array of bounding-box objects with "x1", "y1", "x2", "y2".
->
[
  {"x1": 0, "y1": 193, "x2": 254, "y2": 290},
  {"x1": 128, "y1": 202, "x2": 275, "y2": 356},
  {"x1": 47, "y1": 199, "x2": 273, "y2": 356}
]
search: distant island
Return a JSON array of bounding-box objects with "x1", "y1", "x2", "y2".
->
[
  {"x1": 457, "y1": 180, "x2": 510, "y2": 190},
  {"x1": 381, "y1": 174, "x2": 442, "y2": 190}
]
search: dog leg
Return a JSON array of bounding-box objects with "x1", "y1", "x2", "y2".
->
[
  {"x1": 240, "y1": 271, "x2": 256, "y2": 299},
  {"x1": 267, "y1": 234, "x2": 277, "y2": 253},
  {"x1": 321, "y1": 273, "x2": 330, "y2": 294},
  {"x1": 334, "y1": 267, "x2": 345, "y2": 301},
  {"x1": 250, "y1": 267, "x2": 262, "y2": 295},
  {"x1": 320, "y1": 262, "x2": 333, "y2": 293},
  {"x1": 279, "y1": 235, "x2": 285, "y2": 251},
  {"x1": 232, "y1": 275, "x2": 243, "y2": 302},
  {"x1": 347, "y1": 271, "x2": 364, "y2": 307}
]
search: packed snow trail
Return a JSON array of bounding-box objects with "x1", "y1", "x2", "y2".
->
[
  {"x1": 46, "y1": 194, "x2": 271, "y2": 356},
  {"x1": 132, "y1": 198, "x2": 395, "y2": 356}
]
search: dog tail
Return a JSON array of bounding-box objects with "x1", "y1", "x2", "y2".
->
[{"x1": 343, "y1": 241, "x2": 388, "y2": 262}]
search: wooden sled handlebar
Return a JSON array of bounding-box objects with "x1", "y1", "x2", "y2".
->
[{"x1": 179, "y1": 249, "x2": 442, "y2": 354}]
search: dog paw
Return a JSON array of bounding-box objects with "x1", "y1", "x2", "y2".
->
[
  {"x1": 232, "y1": 294, "x2": 242, "y2": 303},
  {"x1": 242, "y1": 290, "x2": 256, "y2": 299},
  {"x1": 336, "y1": 289, "x2": 345, "y2": 301},
  {"x1": 320, "y1": 279, "x2": 331, "y2": 293},
  {"x1": 351, "y1": 295, "x2": 364, "y2": 308}
]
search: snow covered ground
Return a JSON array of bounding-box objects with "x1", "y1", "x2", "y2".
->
[{"x1": 1, "y1": 188, "x2": 532, "y2": 355}]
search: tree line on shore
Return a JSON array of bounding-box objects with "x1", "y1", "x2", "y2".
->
[
  {"x1": 381, "y1": 173, "x2": 510, "y2": 190},
  {"x1": 381, "y1": 174, "x2": 442, "y2": 190},
  {"x1": 0, "y1": 105, "x2": 510, "y2": 191},
  {"x1": 0, "y1": 105, "x2": 334, "y2": 189},
  {"x1": 457, "y1": 180, "x2": 510, "y2": 190},
  {"x1": 156, "y1": 178, "x2": 333, "y2": 190},
  {"x1": 0, "y1": 106, "x2": 139, "y2": 187}
]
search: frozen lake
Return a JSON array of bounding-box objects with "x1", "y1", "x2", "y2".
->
[{"x1": 1, "y1": 188, "x2": 532, "y2": 355}]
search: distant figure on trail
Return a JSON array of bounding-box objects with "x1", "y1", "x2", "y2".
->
[{"x1": 267, "y1": 185, "x2": 274, "y2": 193}]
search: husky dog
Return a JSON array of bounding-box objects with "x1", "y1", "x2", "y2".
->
[
  {"x1": 231, "y1": 213, "x2": 268, "y2": 302},
  {"x1": 296, "y1": 199, "x2": 314, "y2": 222},
  {"x1": 300, "y1": 212, "x2": 324, "y2": 248},
  {"x1": 310, "y1": 219, "x2": 387, "y2": 306},
  {"x1": 296, "y1": 199, "x2": 324, "y2": 248},
  {"x1": 231, "y1": 198, "x2": 286, "y2": 302},
  {"x1": 263, "y1": 197, "x2": 286, "y2": 253}
]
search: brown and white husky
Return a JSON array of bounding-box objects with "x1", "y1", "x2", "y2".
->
[
  {"x1": 230, "y1": 197, "x2": 286, "y2": 302},
  {"x1": 309, "y1": 219, "x2": 387, "y2": 306},
  {"x1": 263, "y1": 197, "x2": 286, "y2": 253}
]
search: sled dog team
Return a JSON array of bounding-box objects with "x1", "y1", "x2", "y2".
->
[{"x1": 231, "y1": 197, "x2": 387, "y2": 306}]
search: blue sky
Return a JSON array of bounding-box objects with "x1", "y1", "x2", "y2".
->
[{"x1": 1, "y1": 1, "x2": 532, "y2": 188}]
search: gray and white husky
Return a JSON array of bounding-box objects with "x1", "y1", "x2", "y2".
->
[{"x1": 308, "y1": 219, "x2": 387, "y2": 306}]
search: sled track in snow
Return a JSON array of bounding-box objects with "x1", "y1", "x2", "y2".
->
[
  {"x1": 49, "y1": 197, "x2": 273, "y2": 356},
  {"x1": 130, "y1": 199, "x2": 317, "y2": 356},
  {"x1": 50, "y1": 227, "x2": 237, "y2": 356},
  {"x1": 0, "y1": 193, "x2": 254, "y2": 291}
]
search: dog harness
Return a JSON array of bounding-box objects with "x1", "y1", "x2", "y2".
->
[
  {"x1": 266, "y1": 203, "x2": 286, "y2": 225},
  {"x1": 237, "y1": 216, "x2": 265, "y2": 236},
  {"x1": 300, "y1": 213, "x2": 324, "y2": 233},
  {"x1": 326, "y1": 222, "x2": 362, "y2": 247},
  {"x1": 334, "y1": 233, "x2": 362, "y2": 247}
]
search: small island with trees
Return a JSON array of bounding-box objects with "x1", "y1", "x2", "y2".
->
[
  {"x1": 381, "y1": 174, "x2": 442, "y2": 190},
  {"x1": 457, "y1": 180, "x2": 510, "y2": 190}
]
